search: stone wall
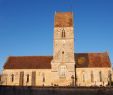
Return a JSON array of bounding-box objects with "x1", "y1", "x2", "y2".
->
[
  {"x1": 1, "y1": 69, "x2": 53, "y2": 86},
  {"x1": 76, "y1": 68, "x2": 112, "y2": 86},
  {"x1": 1, "y1": 67, "x2": 112, "y2": 86}
]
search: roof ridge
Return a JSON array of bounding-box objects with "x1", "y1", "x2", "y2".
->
[
  {"x1": 8, "y1": 56, "x2": 53, "y2": 57},
  {"x1": 75, "y1": 52, "x2": 107, "y2": 54}
]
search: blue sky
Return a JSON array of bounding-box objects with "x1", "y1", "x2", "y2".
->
[{"x1": 0, "y1": 0, "x2": 113, "y2": 71}]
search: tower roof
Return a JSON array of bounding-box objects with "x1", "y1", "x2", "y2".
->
[{"x1": 54, "y1": 12, "x2": 73, "y2": 27}]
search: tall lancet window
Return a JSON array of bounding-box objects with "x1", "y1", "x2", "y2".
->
[
  {"x1": 26, "y1": 74, "x2": 29, "y2": 83},
  {"x1": 91, "y1": 71, "x2": 94, "y2": 82},
  {"x1": 99, "y1": 71, "x2": 102, "y2": 82},
  {"x1": 82, "y1": 71, "x2": 85, "y2": 82},
  {"x1": 11, "y1": 74, "x2": 14, "y2": 82},
  {"x1": 42, "y1": 73, "x2": 45, "y2": 82},
  {"x1": 108, "y1": 70, "x2": 112, "y2": 81}
]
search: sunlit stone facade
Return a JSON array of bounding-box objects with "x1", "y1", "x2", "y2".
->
[{"x1": 0, "y1": 12, "x2": 112, "y2": 86}]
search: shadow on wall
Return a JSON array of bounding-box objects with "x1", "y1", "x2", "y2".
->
[{"x1": 0, "y1": 86, "x2": 113, "y2": 95}]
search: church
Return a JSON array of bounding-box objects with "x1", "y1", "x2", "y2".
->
[{"x1": 0, "y1": 12, "x2": 112, "y2": 86}]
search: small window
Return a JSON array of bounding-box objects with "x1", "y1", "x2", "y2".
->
[{"x1": 26, "y1": 74, "x2": 29, "y2": 83}]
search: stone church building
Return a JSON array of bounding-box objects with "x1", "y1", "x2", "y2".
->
[{"x1": 0, "y1": 12, "x2": 112, "y2": 86}]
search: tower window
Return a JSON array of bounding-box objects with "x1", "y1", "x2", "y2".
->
[
  {"x1": 62, "y1": 29, "x2": 66, "y2": 38},
  {"x1": 62, "y1": 31, "x2": 63, "y2": 38},
  {"x1": 64, "y1": 31, "x2": 65, "y2": 37}
]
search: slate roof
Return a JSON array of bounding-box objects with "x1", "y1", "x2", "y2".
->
[
  {"x1": 54, "y1": 12, "x2": 73, "y2": 27},
  {"x1": 3, "y1": 52, "x2": 111, "y2": 69}
]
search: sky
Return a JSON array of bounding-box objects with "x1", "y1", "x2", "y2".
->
[{"x1": 0, "y1": 0, "x2": 113, "y2": 71}]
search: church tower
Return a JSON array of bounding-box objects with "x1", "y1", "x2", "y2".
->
[{"x1": 51, "y1": 12, "x2": 75, "y2": 85}]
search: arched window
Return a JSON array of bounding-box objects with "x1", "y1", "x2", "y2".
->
[
  {"x1": 42, "y1": 73, "x2": 45, "y2": 82},
  {"x1": 11, "y1": 74, "x2": 14, "y2": 82},
  {"x1": 83, "y1": 72, "x2": 85, "y2": 82},
  {"x1": 99, "y1": 71, "x2": 102, "y2": 82},
  {"x1": 19, "y1": 71, "x2": 24, "y2": 86},
  {"x1": 26, "y1": 74, "x2": 29, "y2": 83},
  {"x1": 91, "y1": 71, "x2": 94, "y2": 82}
]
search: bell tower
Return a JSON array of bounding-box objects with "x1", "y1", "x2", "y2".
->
[{"x1": 51, "y1": 12, "x2": 75, "y2": 85}]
